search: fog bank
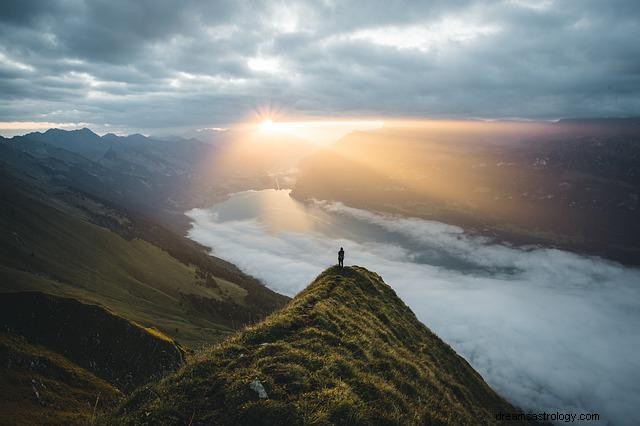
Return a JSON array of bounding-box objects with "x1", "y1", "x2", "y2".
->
[{"x1": 187, "y1": 192, "x2": 640, "y2": 425}]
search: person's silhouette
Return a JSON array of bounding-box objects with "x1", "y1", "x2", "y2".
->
[{"x1": 338, "y1": 247, "x2": 344, "y2": 268}]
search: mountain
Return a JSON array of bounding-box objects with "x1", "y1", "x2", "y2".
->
[
  {"x1": 111, "y1": 266, "x2": 534, "y2": 425},
  {"x1": 24, "y1": 128, "x2": 108, "y2": 162},
  {"x1": 0, "y1": 292, "x2": 185, "y2": 392},
  {"x1": 3, "y1": 128, "x2": 228, "y2": 231},
  {"x1": 0, "y1": 292, "x2": 185, "y2": 425},
  {"x1": 292, "y1": 119, "x2": 640, "y2": 265},
  {"x1": 0, "y1": 171, "x2": 287, "y2": 348}
]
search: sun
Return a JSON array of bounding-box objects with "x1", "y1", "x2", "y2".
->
[
  {"x1": 259, "y1": 118, "x2": 275, "y2": 132},
  {"x1": 257, "y1": 118, "x2": 300, "y2": 136}
]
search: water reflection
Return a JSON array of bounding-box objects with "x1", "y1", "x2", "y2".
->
[{"x1": 207, "y1": 189, "x2": 511, "y2": 275}]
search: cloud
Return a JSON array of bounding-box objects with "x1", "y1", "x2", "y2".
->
[
  {"x1": 0, "y1": 120, "x2": 91, "y2": 136},
  {"x1": 187, "y1": 190, "x2": 640, "y2": 426},
  {"x1": 0, "y1": 1, "x2": 639, "y2": 134}
]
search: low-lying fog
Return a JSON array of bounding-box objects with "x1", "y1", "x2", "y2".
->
[{"x1": 187, "y1": 189, "x2": 640, "y2": 425}]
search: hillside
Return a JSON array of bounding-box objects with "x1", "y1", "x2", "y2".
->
[
  {"x1": 0, "y1": 291, "x2": 189, "y2": 425},
  {"x1": 0, "y1": 172, "x2": 288, "y2": 348},
  {"x1": 0, "y1": 332, "x2": 121, "y2": 426},
  {"x1": 0, "y1": 292, "x2": 185, "y2": 392},
  {"x1": 0, "y1": 291, "x2": 190, "y2": 425},
  {"x1": 112, "y1": 266, "x2": 533, "y2": 425}
]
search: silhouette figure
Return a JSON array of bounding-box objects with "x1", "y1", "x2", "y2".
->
[{"x1": 338, "y1": 247, "x2": 344, "y2": 267}]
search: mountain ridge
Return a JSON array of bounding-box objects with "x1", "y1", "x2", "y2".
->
[{"x1": 111, "y1": 266, "x2": 534, "y2": 425}]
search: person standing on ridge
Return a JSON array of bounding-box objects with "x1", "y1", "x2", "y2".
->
[{"x1": 338, "y1": 247, "x2": 345, "y2": 268}]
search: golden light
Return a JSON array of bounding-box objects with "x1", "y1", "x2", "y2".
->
[
  {"x1": 256, "y1": 118, "x2": 300, "y2": 135},
  {"x1": 252, "y1": 118, "x2": 385, "y2": 144},
  {"x1": 259, "y1": 118, "x2": 276, "y2": 133}
]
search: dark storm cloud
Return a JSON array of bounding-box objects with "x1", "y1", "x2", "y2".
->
[{"x1": 0, "y1": 0, "x2": 639, "y2": 133}]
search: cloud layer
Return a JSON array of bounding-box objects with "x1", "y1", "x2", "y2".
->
[
  {"x1": 1, "y1": 1, "x2": 640, "y2": 134},
  {"x1": 187, "y1": 190, "x2": 640, "y2": 426}
]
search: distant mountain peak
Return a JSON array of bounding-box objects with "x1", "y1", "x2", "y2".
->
[
  {"x1": 78, "y1": 126, "x2": 97, "y2": 134},
  {"x1": 40, "y1": 126, "x2": 100, "y2": 139}
]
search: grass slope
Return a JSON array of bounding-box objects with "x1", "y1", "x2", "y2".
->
[
  {"x1": 0, "y1": 333, "x2": 121, "y2": 426},
  {"x1": 0, "y1": 178, "x2": 287, "y2": 347},
  {"x1": 112, "y1": 266, "x2": 534, "y2": 425},
  {"x1": 0, "y1": 292, "x2": 185, "y2": 392}
]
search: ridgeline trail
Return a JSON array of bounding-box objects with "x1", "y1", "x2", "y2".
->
[{"x1": 110, "y1": 266, "x2": 535, "y2": 425}]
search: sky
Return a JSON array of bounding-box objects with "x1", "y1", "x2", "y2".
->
[
  {"x1": 187, "y1": 189, "x2": 640, "y2": 426},
  {"x1": 1, "y1": 0, "x2": 640, "y2": 136}
]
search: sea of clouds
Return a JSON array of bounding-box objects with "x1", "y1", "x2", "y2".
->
[{"x1": 187, "y1": 197, "x2": 640, "y2": 425}]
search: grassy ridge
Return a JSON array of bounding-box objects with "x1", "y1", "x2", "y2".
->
[{"x1": 112, "y1": 266, "x2": 533, "y2": 425}]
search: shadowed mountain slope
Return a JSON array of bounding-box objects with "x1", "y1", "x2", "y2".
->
[
  {"x1": 0, "y1": 332, "x2": 121, "y2": 426},
  {"x1": 0, "y1": 290, "x2": 186, "y2": 425},
  {"x1": 0, "y1": 292, "x2": 185, "y2": 392},
  {"x1": 112, "y1": 266, "x2": 534, "y2": 425}
]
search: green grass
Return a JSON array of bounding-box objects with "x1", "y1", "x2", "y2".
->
[
  {"x1": 0, "y1": 181, "x2": 285, "y2": 348},
  {"x1": 0, "y1": 332, "x2": 121, "y2": 426},
  {"x1": 111, "y1": 266, "x2": 535, "y2": 425}
]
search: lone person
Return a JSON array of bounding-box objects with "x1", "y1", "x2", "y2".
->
[{"x1": 338, "y1": 247, "x2": 345, "y2": 268}]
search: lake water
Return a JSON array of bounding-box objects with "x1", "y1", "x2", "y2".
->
[{"x1": 187, "y1": 189, "x2": 640, "y2": 425}]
